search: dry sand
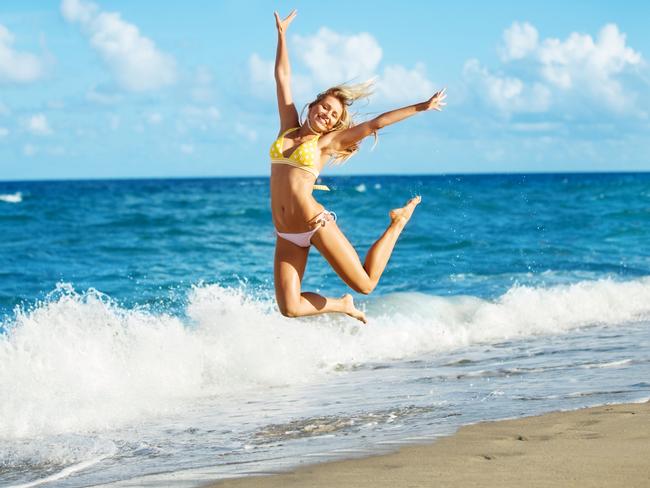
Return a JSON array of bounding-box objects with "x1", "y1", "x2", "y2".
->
[{"x1": 207, "y1": 401, "x2": 650, "y2": 488}]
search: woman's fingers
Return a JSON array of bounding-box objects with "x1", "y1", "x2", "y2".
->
[
  {"x1": 430, "y1": 98, "x2": 446, "y2": 111},
  {"x1": 284, "y1": 9, "x2": 297, "y2": 24},
  {"x1": 275, "y1": 9, "x2": 297, "y2": 33},
  {"x1": 421, "y1": 87, "x2": 447, "y2": 111}
]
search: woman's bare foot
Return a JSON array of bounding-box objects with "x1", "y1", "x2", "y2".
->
[
  {"x1": 341, "y1": 294, "x2": 367, "y2": 324},
  {"x1": 389, "y1": 196, "x2": 422, "y2": 226}
]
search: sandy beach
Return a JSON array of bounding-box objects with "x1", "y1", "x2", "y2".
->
[{"x1": 208, "y1": 401, "x2": 650, "y2": 488}]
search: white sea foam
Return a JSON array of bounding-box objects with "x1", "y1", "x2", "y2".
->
[
  {"x1": 0, "y1": 192, "x2": 22, "y2": 203},
  {"x1": 3, "y1": 435, "x2": 116, "y2": 488},
  {"x1": 580, "y1": 359, "x2": 633, "y2": 369},
  {"x1": 1, "y1": 278, "x2": 650, "y2": 439},
  {"x1": 355, "y1": 183, "x2": 366, "y2": 192}
]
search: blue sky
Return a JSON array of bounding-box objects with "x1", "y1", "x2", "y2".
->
[{"x1": 1, "y1": 0, "x2": 649, "y2": 180}]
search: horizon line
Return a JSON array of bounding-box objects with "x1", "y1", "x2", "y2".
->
[{"x1": 2, "y1": 169, "x2": 650, "y2": 185}]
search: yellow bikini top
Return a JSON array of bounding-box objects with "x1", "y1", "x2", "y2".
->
[{"x1": 270, "y1": 127, "x2": 329, "y2": 191}]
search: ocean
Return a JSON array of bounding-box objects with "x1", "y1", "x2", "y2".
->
[{"x1": 1, "y1": 173, "x2": 649, "y2": 486}]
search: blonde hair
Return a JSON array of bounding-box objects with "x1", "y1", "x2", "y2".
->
[{"x1": 301, "y1": 79, "x2": 375, "y2": 164}]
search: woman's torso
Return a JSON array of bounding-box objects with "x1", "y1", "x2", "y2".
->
[{"x1": 270, "y1": 128, "x2": 326, "y2": 232}]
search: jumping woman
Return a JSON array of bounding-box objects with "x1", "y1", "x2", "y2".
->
[{"x1": 271, "y1": 10, "x2": 446, "y2": 323}]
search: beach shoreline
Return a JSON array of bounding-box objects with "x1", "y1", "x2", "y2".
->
[{"x1": 206, "y1": 400, "x2": 650, "y2": 488}]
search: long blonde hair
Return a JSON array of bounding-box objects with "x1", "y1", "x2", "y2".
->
[{"x1": 301, "y1": 79, "x2": 375, "y2": 164}]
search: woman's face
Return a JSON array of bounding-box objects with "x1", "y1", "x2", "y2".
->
[{"x1": 309, "y1": 95, "x2": 343, "y2": 133}]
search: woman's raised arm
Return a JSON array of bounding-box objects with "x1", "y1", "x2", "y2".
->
[
  {"x1": 274, "y1": 10, "x2": 299, "y2": 133},
  {"x1": 323, "y1": 88, "x2": 447, "y2": 153}
]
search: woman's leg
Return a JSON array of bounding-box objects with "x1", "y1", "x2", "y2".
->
[
  {"x1": 274, "y1": 236, "x2": 367, "y2": 322},
  {"x1": 310, "y1": 196, "x2": 421, "y2": 294}
]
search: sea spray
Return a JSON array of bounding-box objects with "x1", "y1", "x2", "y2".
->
[
  {"x1": 2, "y1": 278, "x2": 650, "y2": 440},
  {"x1": 0, "y1": 192, "x2": 22, "y2": 203}
]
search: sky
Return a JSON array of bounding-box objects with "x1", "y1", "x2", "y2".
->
[{"x1": 1, "y1": 0, "x2": 649, "y2": 181}]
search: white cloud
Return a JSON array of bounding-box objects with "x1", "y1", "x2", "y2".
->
[
  {"x1": 0, "y1": 24, "x2": 45, "y2": 83},
  {"x1": 249, "y1": 28, "x2": 436, "y2": 104},
  {"x1": 376, "y1": 63, "x2": 436, "y2": 103},
  {"x1": 26, "y1": 113, "x2": 53, "y2": 135},
  {"x1": 60, "y1": 0, "x2": 96, "y2": 23},
  {"x1": 293, "y1": 27, "x2": 382, "y2": 87},
  {"x1": 249, "y1": 53, "x2": 273, "y2": 85},
  {"x1": 464, "y1": 59, "x2": 551, "y2": 114},
  {"x1": 60, "y1": 0, "x2": 176, "y2": 92},
  {"x1": 500, "y1": 22, "x2": 538, "y2": 61},
  {"x1": 465, "y1": 22, "x2": 645, "y2": 114},
  {"x1": 180, "y1": 144, "x2": 194, "y2": 154},
  {"x1": 0, "y1": 127, "x2": 8, "y2": 138},
  {"x1": 248, "y1": 53, "x2": 274, "y2": 97},
  {"x1": 537, "y1": 24, "x2": 641, "y2": 109}
]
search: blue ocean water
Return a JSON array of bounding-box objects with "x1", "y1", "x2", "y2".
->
[{"x1": 1, "y1": 173, "x2": 650, "y2": 486}]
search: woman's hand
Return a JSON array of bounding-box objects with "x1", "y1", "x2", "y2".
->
[
  {"x1": 274, "y1": 9, "x2": 297, "y2": 35},
  {"x1": 420, "y1": 88, "x2": 447, "y2": 112}
]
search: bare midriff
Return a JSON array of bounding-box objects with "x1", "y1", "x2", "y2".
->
[{"x1": 270, "y1": 164, "x2": 325, "y2": 233}]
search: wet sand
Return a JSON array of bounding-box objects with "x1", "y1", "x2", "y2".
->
[{"x1": 207, "y1": 401, "x2": 650, "y2": 488}]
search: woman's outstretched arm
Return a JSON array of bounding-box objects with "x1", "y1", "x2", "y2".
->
[
  {"x1": 274, "y1": 10, "x2": 299, "y2": 133},
  {"x1": 322, "y1": 88, "x2": 447, "y2": 153}
]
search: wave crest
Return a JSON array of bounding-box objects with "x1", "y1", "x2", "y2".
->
[
  {"x1": 2, "y1": 277, "x2": 650, "y2": 438},
  {"x1": 0, "y1": 192, "x2": 22, "y2": 203}
]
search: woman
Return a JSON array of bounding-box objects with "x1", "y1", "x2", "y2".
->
[{"x1": 271, "y1": 10, "x2": 446, "y2": 323}]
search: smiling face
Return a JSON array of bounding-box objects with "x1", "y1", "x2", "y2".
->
[{"x1": 308, "y1": 95, "x2": 344, "y2": 133}]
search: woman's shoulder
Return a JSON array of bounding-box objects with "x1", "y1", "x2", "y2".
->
[
  {"x1": 317, "y1": 129, "x2": 341, "y2": 149},
  {"x1": 277, "y1": 125, "x2": 300, "y2": 138}
]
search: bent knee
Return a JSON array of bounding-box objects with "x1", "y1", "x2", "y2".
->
[
  {"x1": 278, "y1": 301, "x2": 300, "y2": 318},
  {"x1": 353, "y1": 280, "x2": 376, "y2": 295}
]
